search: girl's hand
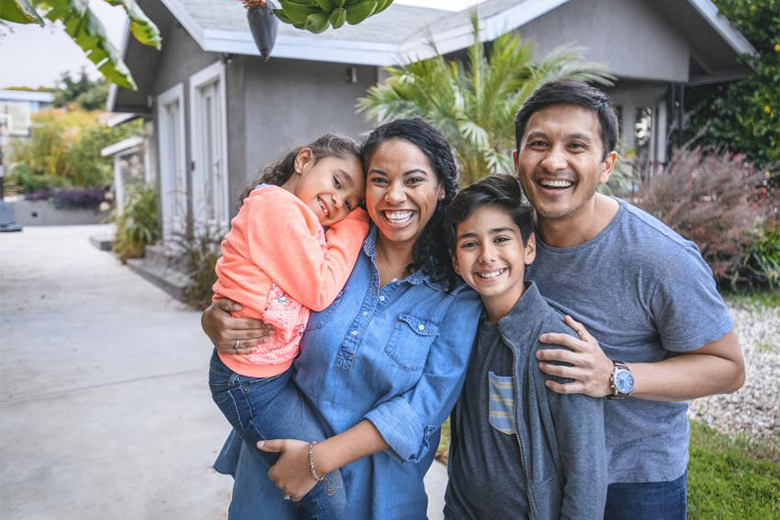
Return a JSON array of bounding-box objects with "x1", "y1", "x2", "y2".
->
[
  {"x1": 201, "y1": 298, "x2": 273, "y2": 354},
  {"x1": 258, "y1": 439, "x2": 319, "y2": 501}
]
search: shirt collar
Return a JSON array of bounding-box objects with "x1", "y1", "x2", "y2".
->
[{"x1": 363, "y1": 225, "x2": 446, "y2": 292}]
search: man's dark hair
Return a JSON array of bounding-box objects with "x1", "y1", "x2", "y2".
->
[
  {"x1": 514, "y1": 80, "x2": 618, "y2": 160},
  {"x1": 446, "y1": 174, "x2": 534, "y2": 252}
]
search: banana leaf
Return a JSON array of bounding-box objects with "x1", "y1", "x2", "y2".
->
[
  {"x1": 1, "y1": 0, "x2": 162, "y2": 90},
  {"x1": 102, "y1": 0, "x2": 161, "y2": 49},
  {"x1": 0, "y1": 0, "x2": 45, "y2": 25}
]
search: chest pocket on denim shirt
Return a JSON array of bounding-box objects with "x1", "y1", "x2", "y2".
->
[
  {"x1": 306, "y1": 290, "x2": 345, "y2": 332},
  {"x1": 384, "y1": 313, "x2": 441, "y2": 372}
]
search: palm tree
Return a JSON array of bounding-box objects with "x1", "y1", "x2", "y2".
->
[{"x1": 358, "y1": 13, "x2": 614, "y2": 185}]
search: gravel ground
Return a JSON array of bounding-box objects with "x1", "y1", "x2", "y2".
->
[{"x1": 688, "y1": 299, "x2": 780, "y2": 447}]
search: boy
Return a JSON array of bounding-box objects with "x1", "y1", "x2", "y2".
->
[{"x1": 443, "y1": 174, "x2": 607, "y2": 520}]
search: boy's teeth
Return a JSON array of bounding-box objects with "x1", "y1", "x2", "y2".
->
[
  {"x1": 476, "y1": 268, "x2": 506, "y2": 279},
  {"x1": 540, "y1": 179, "x2": 573, "y2": 188},
  {"x1": 385, "y1": 211, "x2": 413, "y2": 222}
]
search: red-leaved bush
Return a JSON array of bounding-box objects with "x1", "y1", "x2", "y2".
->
[{"x1": 636, "y1": 148, "x2": 772, "y2": 287}]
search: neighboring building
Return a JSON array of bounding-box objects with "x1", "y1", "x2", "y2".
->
[
  {"x1": 0, "y1": 90, "x2": 55, "y2": 170},
  {"x1": 0, "y1": 89, "x2": 55, "y2": 138},
  {"x1": 110, "y1": 0, "x2": 755, "y2": 241}
]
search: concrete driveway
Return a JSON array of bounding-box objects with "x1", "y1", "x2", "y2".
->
[{"x1": 0, "y1": 225, "x2": 447, "y2": 520}]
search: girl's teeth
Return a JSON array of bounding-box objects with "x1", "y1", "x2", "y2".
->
[{"x1": 318, "y1": 198, "x2": 329, "y2": 217}]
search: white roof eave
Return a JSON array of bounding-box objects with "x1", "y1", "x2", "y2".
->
[{"x1": 141, "y1": 0, "x2": 758, "y2": 69}]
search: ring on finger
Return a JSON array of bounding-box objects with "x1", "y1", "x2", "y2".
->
[
  {"x1": 283, "y1": 494, "x2": 291, "y2": 501},
  {"x1": 234, "y1": 339, "x2": 240, "y2": 350}
]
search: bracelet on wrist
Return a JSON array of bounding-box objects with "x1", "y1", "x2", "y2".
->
[{"x1": 308, "y1": 441, "x2": 327, "y2": 482}]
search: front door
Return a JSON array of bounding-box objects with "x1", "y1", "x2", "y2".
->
[
  {"x1": 158, "y1": 83, "x2": 187, "y2": 240},
  {"x1": 190, "y1": 62, "x2": 229, "y2": 234}
]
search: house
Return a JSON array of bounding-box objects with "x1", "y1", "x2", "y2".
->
[
  {"x1": 109, "y1": 0, "x2": 755, "y2": 243},
  {"x1": 0, "y1": 89, "x2": 55, "y2": 166}
]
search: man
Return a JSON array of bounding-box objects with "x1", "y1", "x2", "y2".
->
[{"x1": 514, "y1": 80, "x2": 744, "y2": 519}]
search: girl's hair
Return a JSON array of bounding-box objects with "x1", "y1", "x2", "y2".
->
[
  {"x1": 237, "y1": 133, "x2": 362, "y2": 209},
  {"x1": 361, "y1": 118, "x2": 460, "y2": 290}
]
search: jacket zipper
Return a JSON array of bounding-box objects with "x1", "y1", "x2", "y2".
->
[{"x1": 509, "y1": 345, "x2": 535, "y2": 520}]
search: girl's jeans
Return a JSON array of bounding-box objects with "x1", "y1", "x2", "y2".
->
[{"x1": 208, "y1": 350, "x2": 345, "y2": 520}]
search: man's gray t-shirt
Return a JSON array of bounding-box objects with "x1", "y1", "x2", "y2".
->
[{"x1": 526, "y1": 199, "x2": 733, "y2": 483}]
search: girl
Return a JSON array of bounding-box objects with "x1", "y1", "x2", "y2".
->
[{"x1": 208, "y1": 133, "x2": 369, "y2": 520}]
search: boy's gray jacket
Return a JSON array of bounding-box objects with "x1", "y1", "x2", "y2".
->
[{"x1": 494, "y1": 283, "x2": 607, "y2": 519}]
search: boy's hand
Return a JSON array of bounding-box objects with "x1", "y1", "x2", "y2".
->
[
  {"x1": 201, "y1": 298, "x2": 273, "y2": 354},
  {"x1": 537, "y1": 315, "x2": 613, "y2": 398},
  {"x1": 258, "y1": 439, "x2": 319, "y2": 502}
]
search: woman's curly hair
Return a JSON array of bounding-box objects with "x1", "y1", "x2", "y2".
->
[
  {"x1": 237, "y1": 133, "x2": 361, "y2": 209},
  {"x1": 361, "y1": 118, "x2": 460, "y2": 290}
]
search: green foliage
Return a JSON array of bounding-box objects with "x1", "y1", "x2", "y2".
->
[
  {"x1": 0, "y1": 0, "x2": 44, "y2": 25},
  {"x1": 684, "y1": 0, "x2": 780, "y2": 169},
  {"x1": 6, "y1": 164, "x2": 69, "y2": 193},
  {"x1": 7, "y1": 109, "x2": 141, "y2": 188},
  {"x1": 112, "y1": 184, "x2": 160, "y2": 262},
  {"x1": 358, "y1": 13, "x2": 613, "y2": 185},
  {"x1": 54, "y1": 69, "x2": 109, "y2": 111},
  {"x1": 0, "y1": 0, "x2": 161, "y2": 90},
  {"x1": 688, "y1": 421, "x2": 780, "y2": 519},
  {"x1": 169, "y1": 226, "x2": 224, "y2": 310},
  {"x1": 743, "y1": 225, "x2": 780, "y2": 289}
]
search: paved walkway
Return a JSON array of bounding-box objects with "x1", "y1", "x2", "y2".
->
[{"x1": 0, "y1": 225, "x2": 447, "y2": 520}]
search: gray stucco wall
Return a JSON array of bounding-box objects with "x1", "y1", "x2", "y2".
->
[
  {"x1": 233, "y1": 57, "x2": 376, "y2": 215},
  {"x1": 150, "y1": 24, "x2": 234, "y2": 225},
  {"x1": 519, "y1": 0, "x2": 690, "y2": 82}
]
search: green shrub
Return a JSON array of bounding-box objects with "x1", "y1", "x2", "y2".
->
[
  {"x1": 743, "y1": 225, "x2": 780, "y2": 289},
  {"x1": 684, "y1": 0, "x2": 780, "y2": 169},
  {"x1": 113, "y1": 185, "x2": 160, "y2": 262},
  {"x1": 6, "y1": 164, "x2": 70, "y2": 193},
  {"x1": 8, "y1": 109, "x2": 142, "y2": 188}
]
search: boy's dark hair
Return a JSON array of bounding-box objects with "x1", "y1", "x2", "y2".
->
[
  {"x1": 514, "y1": 80, "x2": 618, "y2": 160},
  {"x1": 238, "y1": 133, "x2": 361, "y2": 209},
  {"x1": 361, "y1": 118, "x2": 460, "y2": 289},
  {"x1": 446, "y1": 174, "x2": 534, "y2": 252}
]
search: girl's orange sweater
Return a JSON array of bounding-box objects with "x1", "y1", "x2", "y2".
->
[{"x1": 213, "y1": 185, "x2": 369, "y2": 377}]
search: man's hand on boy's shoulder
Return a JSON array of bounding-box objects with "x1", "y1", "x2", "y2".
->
[{"x1": 537, "y1": 315, "x2": 613, "y2": 398}]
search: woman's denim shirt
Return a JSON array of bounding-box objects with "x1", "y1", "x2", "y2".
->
[{"x1": 215, "y1": 227, "x2": 481, "y2": 519}]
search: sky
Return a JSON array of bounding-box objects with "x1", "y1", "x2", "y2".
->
[{"x1": 0, "y1": 0, "x2": 488, "y2": 90}]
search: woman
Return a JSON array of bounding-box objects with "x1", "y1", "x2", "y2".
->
[{"x1": 202, "y1": 118, "x2": 481, "y2": 519}]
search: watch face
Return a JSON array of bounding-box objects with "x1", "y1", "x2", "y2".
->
[{"x1": 615, "y1": 370, "x2": 635, "y2": 394}]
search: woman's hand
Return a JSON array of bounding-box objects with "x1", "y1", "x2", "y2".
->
[
  {"x1": 257, "y1": 439, "x2": 319, "y2": 501},
  {"x1": 201, "y1": 298, "x2": 273, "y2": 354}
]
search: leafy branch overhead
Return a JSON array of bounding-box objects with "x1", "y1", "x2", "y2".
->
[
  {"x1": 276, "y1": 0, "x2": 393, "y2": 33},
  {"x1": 359, "y1": 12, "x2": 614, "y2": 185},
  {"x1": 0, "y1": 0, "x2": 161, "y2": 90}
]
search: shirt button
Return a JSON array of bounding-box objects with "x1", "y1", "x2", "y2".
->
[
  {"x1": 379, "y1": 296, "x2": 385, "y2": 302},
  {"x1": 362, "y1": 311, "x2": 369, "y2": 316},
  {"x1": 418, "y1": 324, "x2": 425, "y2": 331},
  {"x1": 351, "y1": 330, "x2": 358, "y2": 336}
]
